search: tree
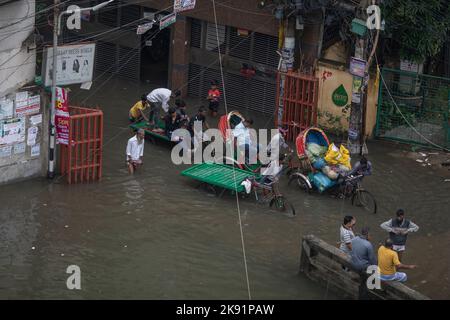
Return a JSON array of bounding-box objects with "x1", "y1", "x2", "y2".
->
[{"x1": 382, "y1": 0, "x2": 450, "y2": 62}]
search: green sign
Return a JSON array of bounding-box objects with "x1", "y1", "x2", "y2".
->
[{"x1": 332, "y1": 84, "x2": 349, "y2": 107}]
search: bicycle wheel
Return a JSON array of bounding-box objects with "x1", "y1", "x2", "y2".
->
[
  {"x1": 288, "y1": 174, "x2": 311, "y2": 193},
  {"x1": 270, "y1": 196, "x2": 296, "y2": 216},
  {"x1": 352, "y1": 190, "x2": 377, "y2": 214}
]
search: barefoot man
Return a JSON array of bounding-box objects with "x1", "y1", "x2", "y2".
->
[{"x1": 126, "y1": 129, "x2": 145, "y2": 174}]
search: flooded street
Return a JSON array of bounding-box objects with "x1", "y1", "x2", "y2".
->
[{"x1": 0, "y1": 77, "x2": 449, "y2": 299}]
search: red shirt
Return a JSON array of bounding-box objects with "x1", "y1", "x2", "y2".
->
[{"x1": 208, "y1": 89, "x2": 220, "y2": 102}]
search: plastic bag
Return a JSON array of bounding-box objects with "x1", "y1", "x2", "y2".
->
[
  {"x1": 312, "y1": 158, "x2": 326, "y2": 170},
  {"x1": 324, "y1": 143, "x2": 352, "y2": 169},
  {"x1": 312, "y1": 172, "x2": 336, "y2": 193},
  {"x1": 322, "y1": 165, "x2": 339, "y2": 180},
  {"x1": 307, "y1": 143, "x2": 327, "y2": 157}
]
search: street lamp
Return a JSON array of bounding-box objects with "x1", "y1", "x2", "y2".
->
[{"x1": 48, "y1": 0, "x2": 114, "y2": 179}]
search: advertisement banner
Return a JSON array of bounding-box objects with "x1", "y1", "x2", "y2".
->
[
  {"x1": 160, "y1": 13, "x2": 176, "y2": 30},
  {"x1": 43, "y1": 43, "x2": 96, "y2": 87},
  {"x1": 0, "y1": 117, "x2": 25, "y2": 145},
  {"x1": 349, "y1": 57, "x2": 366, "y2": 78},
  {"x1": 174, "y1": 0, "x2": 196, "y2": 13},
  {"x1": 16, "y1": 94, "x2": 40, "y2": 116},
  {"x1": 55, "y1": 87, "x2": 70, "y2": 145}
]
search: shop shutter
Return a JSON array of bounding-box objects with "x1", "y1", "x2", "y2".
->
[
  {"x1": 253, "y1": 32, "x2": 279, "y2": 68},
  {"x1": 117, "y1": 45, "x2": 141, "y2": 80},
  {"x1": 205, "y1": 22, "x2": 226, "y2": 53},
  {"x1": 95, "y1": 41, "x2": 117, "y2": 76},
  {"x1": 229, "y1": 27, "x2": 251, "y2": 60},
  {"x1": 190, "y1": 19, "x2": 202, "y2": 48}
]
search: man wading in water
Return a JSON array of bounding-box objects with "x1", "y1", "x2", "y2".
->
[
  {"x1": 126, "y1": 129, "x2": 145, "y2": 174},
  {"x1": 380, "y1": 209, "x2": 419, "y2": 260}
]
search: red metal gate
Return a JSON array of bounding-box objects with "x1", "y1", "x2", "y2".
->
[
  {"x1": 59, "y1": 106, "x2": 103, "y2": 184},
  {"x1": 275, "y1": 71, "x2": 319, "y2": 142}
]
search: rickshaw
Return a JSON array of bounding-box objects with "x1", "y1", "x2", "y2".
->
[
  {"x1": 216, "y1": 111, "x2": 261, "y2": 173},
  {"x1": 288, "y1": 127, "x2": 377, "y2": 214}
]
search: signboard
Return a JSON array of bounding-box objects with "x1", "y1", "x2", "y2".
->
[
  {"x1": 15, "y1": 94, "x2": 40, "y2": 116},
  {"x1": 351, "y1": 78, "x2": 362, "y2": 104},
  {"x1": 400, "y1": 60, "x2": 419, "y2": 73},
  {"x1": 174, "y1": 0, "x2": 196, "y2": 13},
  {"x1": 43, "y1": 43, "x2": 96, "y2": 86},
  {"x1": 332, "y1": 85, "x2": 348, "y2": 107},
  {"x1": 160, "y1": 13, "x2": 176, "y2": 30},
  {"x1": 137, "y1": 22, "x2": 153, "y2": 35},
  {"x1": 0, "y1": 98, "x2": 14, "y2": 120},
  {"x1": 349, "y1": 57, "x2": 366, "y2": 78},
  {"x1": 0, "y1": 117, "x2": 25, "y2": 145},
  {"x1": 55, "y1": 87, "x2": 70, "y2": 145}
]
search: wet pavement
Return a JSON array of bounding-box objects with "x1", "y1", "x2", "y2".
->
[{"x1": 0, "y1": 77, "x2": 449, "y2": 299}]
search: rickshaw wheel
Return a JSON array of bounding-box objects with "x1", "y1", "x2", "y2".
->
[
  {"x1": 288, "y1": 174, "x2": 311, "y2": 193},
  {"x1": 269, "y1": 196, "x2": 296, "y2": 216},
  {"x1": 352, "y1": 190, "x2": 377, "y2": 214}
]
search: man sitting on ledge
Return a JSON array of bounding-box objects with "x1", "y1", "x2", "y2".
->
[{"x1": 377, "y1": 238, "x2": 417, "y2": 282}]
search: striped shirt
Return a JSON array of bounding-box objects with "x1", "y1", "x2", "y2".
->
[{"x1": 340, "y1": 225, "x2": 355, "y2": 254}]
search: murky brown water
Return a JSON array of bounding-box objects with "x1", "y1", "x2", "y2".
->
[{"x1": 0, "y1": 77, "x2": 449, "y2": 299}]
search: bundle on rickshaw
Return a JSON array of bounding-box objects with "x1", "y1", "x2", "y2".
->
[{"x1": 296, "y1": 127, "x2": 352, "y2": 192}]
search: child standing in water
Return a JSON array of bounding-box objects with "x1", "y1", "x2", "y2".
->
[{"x1": 207, "y1": 80, "x2": 221, "y2": 117}]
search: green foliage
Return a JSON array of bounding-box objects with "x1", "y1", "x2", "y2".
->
[
  {"x1": 382, "y1": 0, "x2": 450, "y2": 62},
  {"x1": 318, "y1": 104, "x2": 351, "y2": 138}
]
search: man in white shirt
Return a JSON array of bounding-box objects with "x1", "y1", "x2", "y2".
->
[
  {"x1": 232, "y1": 118, "x2": 257, "y2": 165},
  {"x1": 266, "y1": 126, "x2": 291, "y2": 156},
  {"x1": 146, "y1": 88, "x2": 179, "y2": 125},
  {"x1": 126, "y1": 129, "x2": 145, "y2": 174}
]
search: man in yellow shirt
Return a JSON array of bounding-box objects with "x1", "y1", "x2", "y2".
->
[
  {"x1": 378, "y1": 238, "x2": 417, "y2": 282},
  {"x1": 129, "y1": 95, "x2": 149, "y2": 123}
]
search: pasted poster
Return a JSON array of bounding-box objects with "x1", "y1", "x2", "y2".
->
[
  {"x1": 55, "y1": 87, "x2": 70, "y2": 145},
  {"x1": 174, "y1": 0, "x2": 196, "y2": 13},
  {"x1": 15, "y1": 94, "x2": 40, "y2": 116},
  {"x1": 31, "y1": 144, "x2": 40, "y2": 157},
  {"x1": 0, "y1": 145, "x2": 12, "y2": 157},
  {"x1": 0, "y1": 98, "x2": 14, "y2": 120},
  {"x1": 349, "y1": 57, "x2": 366, "y2": 78},
  {"x1": 14, "y1": 142, "x2": 26, "y2": 155},
  {"x1": 0, "y1": 117, "x2": 25, "y2": 145}
]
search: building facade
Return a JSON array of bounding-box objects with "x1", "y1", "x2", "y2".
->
[{"x1": 0, "y1": 0, "x2": 48, "y2": 185}]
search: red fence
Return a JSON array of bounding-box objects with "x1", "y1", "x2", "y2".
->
[
  {"x1": 275, "y1": 71, "x2": 319, "y2": 142},
  {"x1": 59, "y1": 106, "x2": 103, "y2": 184}
]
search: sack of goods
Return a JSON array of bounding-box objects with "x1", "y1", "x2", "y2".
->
[
  {"x1": 324, "y1": 143, "x2": 352, "y2": 170},
  {"x1": 312, "y1": 172, "x2": 336, "y2": 193},
  {"x1": 305, "y1": 143, "x2": 328, "y2": 163}
]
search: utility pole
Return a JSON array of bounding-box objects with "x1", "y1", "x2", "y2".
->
[
  {"x1": 48, "y1": 0, "x2": 59, "y2": 179},
  {"x1": 348, "y1": 1, "x2": 369, "y2": 156}
]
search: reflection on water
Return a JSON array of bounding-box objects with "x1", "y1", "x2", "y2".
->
[{"x1": 0, "y1": 77, "x2": 448, "y2": 299}]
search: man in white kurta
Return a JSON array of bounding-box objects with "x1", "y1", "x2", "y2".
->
[{"x1": 126, "y1": 129, "x2": 145, "y2": 174}]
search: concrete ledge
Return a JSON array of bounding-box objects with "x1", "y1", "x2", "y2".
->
[{"x1": 299, "y1": 234, "x2": 430, "y2": 300}]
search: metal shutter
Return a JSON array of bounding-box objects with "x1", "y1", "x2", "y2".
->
[
  {"x1": 253, "y1": 32, "x2": 279, "y2": 68},
  {"x1": 98, "y1": 5, "x2": 118, "y2": 27},
  {"x1": 95, "y1": 41, "x2": 116, "y2": 76},
  {"x1": 117, "y1": 45, "x2": 140, "y2": 80},
  {"x1": 120, "y1": 3, "x2": 141, "y2": 30},
  {"x1": 188, "y1": 63, "x2": 202, "y2": 97},
  {"x1": 224, "y1": 71, "x2": 249, "y2": 110},
  {"x1": 190, "y1": 19, "x2": 202, "y2": 48},
  {"x1": 229, "y1": 27, "x2": 251, "y2": 60},
  {"x1": 205, "y1": 22, "x2": 226, "y2": 53}
]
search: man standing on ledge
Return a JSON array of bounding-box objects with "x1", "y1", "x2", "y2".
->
[{"x1": 147, "y1": 88, "x2": 180, "y2": 125}]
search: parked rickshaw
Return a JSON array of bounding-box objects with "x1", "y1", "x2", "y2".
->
[{"x1": 288, "y1": 127, "x2": 377, "y2": 214}]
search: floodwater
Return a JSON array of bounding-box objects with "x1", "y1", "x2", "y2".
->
[{"x1": 0, "y1": 77, "x2": 449, "y2": 299}]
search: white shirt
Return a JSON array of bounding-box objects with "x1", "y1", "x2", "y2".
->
[
  {"x1": 267, "y1": 132, "x2": 288, "y2": 154},
  {"x1": 261, "y1": 160, "x2": 283, "y2": 177},
  {"x1": 147, "y1": 88, "x2": 172, "y2": 112},
  {"x1": 126, "y1": 135, "x2": 144, "y2": 161},
  {"x1": 232, "y1": 122, "x2": 250, "y2": 147}
]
